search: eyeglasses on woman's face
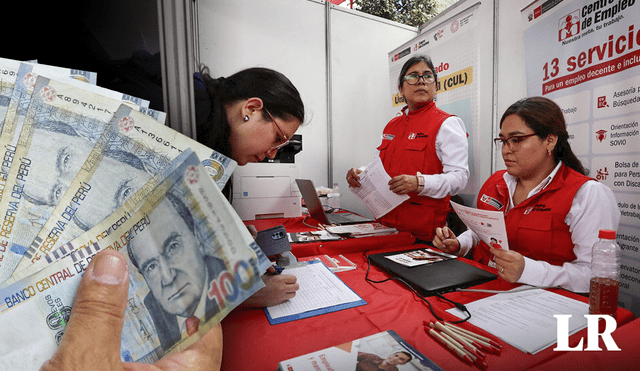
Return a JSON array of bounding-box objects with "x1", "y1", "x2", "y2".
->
[
  {"x1": 493, "y1": 133, "x2": 538, "y2": 151},
  {"x1": 264, "y1": 109, "x2": 290, "y2": 151},
  {"x1": 403, "y1": 72, "x2": 436, "y2": 85}
]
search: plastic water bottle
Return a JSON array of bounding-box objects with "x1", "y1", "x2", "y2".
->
[
  {"x1": 332, "y1": 182, "x2": 340, "y2": 194},
  {"x1": 588, "y1": 229, "x2": 620, "y2": 319}
]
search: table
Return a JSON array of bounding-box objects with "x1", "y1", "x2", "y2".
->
[{"x1": 221, "y1": 216, "x2": 636, "y2": 371}]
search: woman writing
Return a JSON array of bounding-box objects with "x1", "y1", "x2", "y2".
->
[
  {"x1": 433, "y1": 97, "x2": 620, "y2": 293},
  {"x1": 346, "y1": 55, "x2": 469, "y2": 243},
  {"x1": 195, "y1": 65, "x2": 304, "y2": 307}
]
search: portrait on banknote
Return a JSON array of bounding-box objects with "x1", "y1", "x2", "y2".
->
[
  {"x1": 126, "y1": 191, "x2": 226, "y2": 351},
  {"x1": 22, "y1": 118, "x2": 100, "y2": 207}
]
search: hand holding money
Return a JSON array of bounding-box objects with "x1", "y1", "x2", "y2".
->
[{"x1": 40, "y1": 249, "x2": 223, "y2": 371}]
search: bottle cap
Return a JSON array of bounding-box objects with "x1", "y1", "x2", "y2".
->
[{"x1": 598, "y1": 229, "x2": 616, "y2": 239}]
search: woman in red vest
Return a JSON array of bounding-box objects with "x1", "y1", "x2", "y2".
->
[
  {"x1": 433, "y1": 97, "x2": 620, "y2": 293},
  {"x1": 346, "y1": 55, "x2": 469, "y2": 243}
]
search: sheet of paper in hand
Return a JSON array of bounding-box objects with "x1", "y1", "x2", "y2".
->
[
  {"x1": 0, "y1": 150, "x2": 267, "y2": 369},
  {"x1": 13, "y1": 103, "x2": 236, "y2": 279}
]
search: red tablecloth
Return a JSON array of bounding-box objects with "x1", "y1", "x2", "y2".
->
[{"x1": 221, "y1": 217, "x2": 636, "y2": 371}]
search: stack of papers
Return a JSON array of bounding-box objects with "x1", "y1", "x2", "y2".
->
[
  {"x1": 325, "y1": 223, "x2": 398, "y2": 238},
  {"x1": 447, "y1": 288, "x2": 589, "y2": 354},
  {"x1": 288, "y1": 230, "x2": 343, "y2": 243}
]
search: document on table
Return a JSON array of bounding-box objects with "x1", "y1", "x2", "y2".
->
[
  {"x1": 447, "y1": 288, "x2": 589, "y2": 354},
  {"x1": 264, "y1": 261, "x2": 366, "y2": 324},
  {"x1": 348, "y1": 156, "x2": 409, "y2": 219}
]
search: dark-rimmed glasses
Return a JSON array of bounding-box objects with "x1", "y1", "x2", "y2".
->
[
  {"x1": 403, "y1": 72, "x2": 436, "y2": 85},
  {"x1": 493, "y1": 133, "x2": 538, "y2": 150},
  {"x1": 265, "y1": 109, "x2": 290, "y2": 151}
]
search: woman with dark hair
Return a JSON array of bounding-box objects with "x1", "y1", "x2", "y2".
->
[
  {"x1": 195, "y1": 65, "x2": 305, "y2": 167},
  {"x1": 433, "y1": 96, "x2": 620, "y2": 293},
  {"x1": 346, "y1": 55, "x2": 469, "y2": 243},
  {"x1": 194, "y1": 65, "x2": 304, "y2": 307}
]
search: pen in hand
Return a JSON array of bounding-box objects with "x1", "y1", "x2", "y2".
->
[{"x1": 267, "y1": 265, "x2": 284, "y2": 275}]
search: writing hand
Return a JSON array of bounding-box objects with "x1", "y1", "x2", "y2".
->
[
  {"x1": 491, "y1": 247, "x2": 525, "y2": 283},
  {"x1": 432, "y1": 226, "x2": 460, "y2": 255},
  {"x1": 241, "y1": 273, "x2": 299, "y2": 308},
  {"x1": 40, "y1": 249, "x2": 222, "y2": 371}
]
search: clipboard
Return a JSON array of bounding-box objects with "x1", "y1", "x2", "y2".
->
[{"x1": 263, "y1": 261, "x2": 366, "y2": 325}]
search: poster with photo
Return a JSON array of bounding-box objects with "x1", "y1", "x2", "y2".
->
[{"x1": 522, "y1": 0, "x2": 640, "y2": 315}]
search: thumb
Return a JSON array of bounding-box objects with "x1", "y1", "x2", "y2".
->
[{"x1": 42, "y1": 249, "x2": 130, "y2": 371}]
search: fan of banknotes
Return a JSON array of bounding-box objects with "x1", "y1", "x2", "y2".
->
[{"x1": 0, "y1": 58, "x2": 269, "y2": 369}]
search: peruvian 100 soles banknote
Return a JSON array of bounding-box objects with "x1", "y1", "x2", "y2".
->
[
  {"x1": 0, "y1": 75, "x2": 148, "y2": 283},
  {"x1": 11, "y1": 103, "x2": 237, "y2": 280},
  {"x1": 0, "y1": 149, "x2": 268, "y2": 370}
]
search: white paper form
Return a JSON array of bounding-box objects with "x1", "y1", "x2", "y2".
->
[
  {"x1": 451, "y1": 201, "x2": 509, "y2": 251},
  {"x1": 447, "y1": 288, "x2": 589, "y2": 354},
  {"x1": 348, "y1": 157, "x2": 409, "y2": 219},
  {"x1": 264, "y1": 261, "x2": 364, "y2": 322}
]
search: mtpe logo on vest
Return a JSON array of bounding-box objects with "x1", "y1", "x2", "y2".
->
[
  {"x1": 480, "y1": 194, "x2": 503, "y2": 210},
  {"x1": 524, "y1": 204, "x2": 551, "y2": 215},
  {"x1": 407, "y1": 132, "x2": 428, "y2": 140}
]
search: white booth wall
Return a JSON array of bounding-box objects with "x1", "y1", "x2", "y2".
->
[
  {"x1": 197, "y1": 0, "x2": 506, "y2": 217},
  {"x1": 198, "y1": 0, "x2": 417, "y2": 218}
]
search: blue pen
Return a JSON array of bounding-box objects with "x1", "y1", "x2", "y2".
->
[{"x1": 268, "y1": 265, "x2": 285, "y2": 275}]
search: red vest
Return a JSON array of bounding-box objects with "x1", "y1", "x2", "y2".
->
[
  {"x1": 474, "y1": 164, "x2": 592, "y2": 266},
  {"x1": 377, "y1": 102, "x2": 452, "y2": 240}
]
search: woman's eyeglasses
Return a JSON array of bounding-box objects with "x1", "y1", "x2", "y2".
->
[
  {"x1": 403, "y1": 72, "x2": 436, "y2": 85},
  {"x1": 493, "y1": 133, "x2": 538, "y2": 150},
  {"x1": 265, "y1": 109, "x2": 290, "y2": 151}
]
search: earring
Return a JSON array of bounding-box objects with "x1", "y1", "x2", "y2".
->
[
  {"x1": 548, "y1": 149, "x2": 552, "y2": 156},
  {"x1": 243, "y1": 115, "x2": 250, "y2": 122}
]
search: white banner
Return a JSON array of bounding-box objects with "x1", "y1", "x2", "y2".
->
[{"x1": 522, "y1": 0, "x2": 640, "y2": 316}]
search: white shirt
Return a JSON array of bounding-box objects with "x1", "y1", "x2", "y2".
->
[
  {"x1": 373, "y1": 115, "x2": 470, "y2": 198},
  {"x1": 457, "y1": 162, "x2": 621, "y2": 293}
]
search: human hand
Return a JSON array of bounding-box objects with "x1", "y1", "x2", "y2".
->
[
  {"x1": 246, "y1": 224, "x2": 258, "y2": 239},
  {"x1": 491, "y1": 247, "x2": 525, "y2": 283},
  {"x1": 240, "y1": 272, "x2": 299, "y2": 308},
  {"x1": 432, "y1": 226, "x2": 460, "y2": 255},
  {"x1": 346, "y1": 168, "x2": 363, "y2": 188},
  {"x1": 40, "y1": 249, "x2": 223, "y2": 371},
  {"x1": 388, "y1": 174, "x2": 419, "y2": 195}
]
